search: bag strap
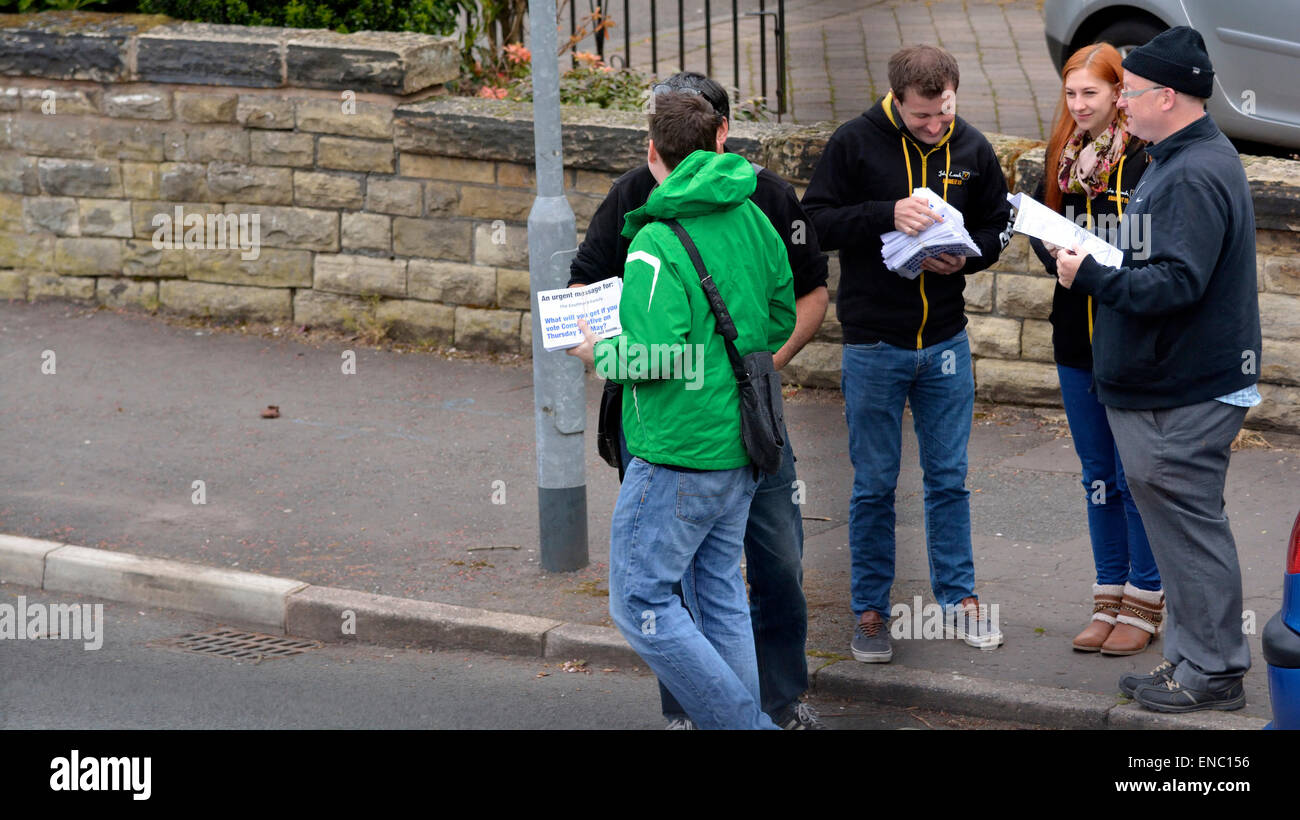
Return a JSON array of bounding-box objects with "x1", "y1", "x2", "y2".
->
[{"x1": 661, "y1": 218, "x2": 748, "y2": 382}]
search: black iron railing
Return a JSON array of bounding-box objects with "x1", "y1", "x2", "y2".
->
[{"x1": 574, "y1": 0, "x2": 787, "y2": 117}]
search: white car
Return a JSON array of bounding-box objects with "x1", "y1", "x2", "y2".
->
[{"x1": 1044, "y1": 0, "x2": 1300, "y2": 150}]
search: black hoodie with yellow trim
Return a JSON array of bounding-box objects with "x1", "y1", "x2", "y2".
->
[
  {"x1": 1029, "y1": 137, "x2": 1150, "y2": 371},
  {"x1": 802, "y1": 94, "x2": 1012, "y2": 349}
]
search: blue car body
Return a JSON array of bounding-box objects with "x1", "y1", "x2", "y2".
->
[{"x1": 1263, "y1": 514, "x2": 1300, "y2": 730}]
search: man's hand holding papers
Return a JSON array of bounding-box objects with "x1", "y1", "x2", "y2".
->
[{"x1": 880, "y1": 187, "x2": 979, "y2": 279}]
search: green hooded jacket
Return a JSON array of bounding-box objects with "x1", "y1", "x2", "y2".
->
[{"x1": 593, "y1": 150, "x2": 796, "y2": 470}]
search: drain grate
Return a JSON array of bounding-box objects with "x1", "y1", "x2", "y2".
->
[{"x1": 149, "y1": 628, "x2": 321, "y2": 662}]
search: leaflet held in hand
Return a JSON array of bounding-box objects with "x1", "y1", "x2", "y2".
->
[
  {"x1": 1006, "y1": 192, "x2": 1123, "y2": 268},
  {"x1": 880, "y1": 187, "x2": 980, "y2": 279},
  {"x1": 537, "y1": 278, "x2": 623, "y2": 352}
]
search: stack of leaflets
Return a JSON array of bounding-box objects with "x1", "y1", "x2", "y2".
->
[{"x1": 880, "y1": 187, "x2": 980, "y2": 279}]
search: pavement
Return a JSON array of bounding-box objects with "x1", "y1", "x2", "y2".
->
[
  {"x1": 3, "y1": 298, "x2": 1296, "y2": 729},
  {"x1": 584, "y1": 0, "x2": 1058, "y2": 138}
]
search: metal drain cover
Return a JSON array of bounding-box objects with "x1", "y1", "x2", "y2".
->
[{"x1": 149, "y1": 628, "x2": 321, "y2": 662}]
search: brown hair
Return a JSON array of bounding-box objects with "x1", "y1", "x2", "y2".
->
[
  {"x1": 1044, "y1": 43, "x2": 1128, "y2": 213},
  {"x1": 888, "y1": 45, "x2": 960, "y2": 101},
  {"x1": 648, "y1": 92, "x2": 722, "y2": 170}
]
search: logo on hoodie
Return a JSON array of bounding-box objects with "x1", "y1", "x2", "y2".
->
[{"x1": 936, "y1": 168, "x2": 972, "y2": 186}]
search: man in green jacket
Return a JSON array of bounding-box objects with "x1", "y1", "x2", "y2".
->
[{"x1": 568, "y1": 92, "x2": 795, "y2": 728}]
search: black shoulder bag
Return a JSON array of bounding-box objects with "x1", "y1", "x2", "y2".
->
[
  {"x1": 596, "y1": 379, "x2": 624, "y2": 471},
  {"x1": 662, "y1": 218, "x2": 786, "y2": 475}
]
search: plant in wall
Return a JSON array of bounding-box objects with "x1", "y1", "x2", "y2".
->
[{"x1": 464, "y1": 44, "x2": 650, "y2": 111}]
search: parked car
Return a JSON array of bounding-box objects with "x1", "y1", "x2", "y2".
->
[
  {"x1": 1263, "y1": 509, "x2": 1300, "y2": 729},
  {"x1": 1044, "y1": 0, "x2": 1300, "y2": 151}
]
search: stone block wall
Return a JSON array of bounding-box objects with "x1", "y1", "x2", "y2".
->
[
  {"x1": 0, "y1": 12, "x2": 546, "y2": 355},
  {"x1": 2, "y1": 12, "x2": 1299, "y2": 432}
]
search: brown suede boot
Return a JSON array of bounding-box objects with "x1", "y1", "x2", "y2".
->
[
  {"x1": 1073, "y1": 584, "x2": 1123, "y2": 651},
  {"x1": 1100, "y1": 583, "x2": 1164, "y2": 656}
]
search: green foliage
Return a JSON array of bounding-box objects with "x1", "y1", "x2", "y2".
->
[
  {"x1": 0, "y1": 0, "x2": 108, "y2": 11},
  {"x1": 731, "y1": 96, "x2": 774, "y2": 123},
  {"x1": 505, "y1": 61, "x2": 649, "y2": 111},
  {"x1": 132, "y1": 0, "x2": 465, "y2": 35},
  {"x1": 556, "y1": 61, "x2": 649, "y2": 110}
]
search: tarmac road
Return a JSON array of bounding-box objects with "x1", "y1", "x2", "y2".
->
[{"x1": 0, "y1": 584, "x2": 1038, "y2": 730}]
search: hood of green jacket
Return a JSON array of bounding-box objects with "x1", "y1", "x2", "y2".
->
[{"x1": 620, "y1": 150, "x2": 757, "y2": 238}]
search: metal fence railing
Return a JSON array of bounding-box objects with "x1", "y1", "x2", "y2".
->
[{"x1": 569, "y1": 0, "x2": 787, "y2": 118}]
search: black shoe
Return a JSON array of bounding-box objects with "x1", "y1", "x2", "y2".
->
[
  {"x1": 1118, "y1": 659, "x2": 1175, "y2": 698},
  {"x1": 774, "y1": 701, "x2": 827, "y2": 730},
  {"x1": 1132, "y1": 678, "x2": 1246, "y2": 713}
]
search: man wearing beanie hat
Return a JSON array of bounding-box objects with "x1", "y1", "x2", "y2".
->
[{"x1": 1054, "y1": 26, "x2": 1262, "y2": 713}]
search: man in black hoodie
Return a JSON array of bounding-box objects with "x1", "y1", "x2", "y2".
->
[
  {"x1": 1055, "y1": 27, "x2": 1261, "y2": 713},
  {"x1": 803, "y1": 45, "x2": 1011, "y2": 664}
]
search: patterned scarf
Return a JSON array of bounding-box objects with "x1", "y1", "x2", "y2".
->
[{"x1": 1058, "y1": 114, "x2": 1129, "y2": 199}]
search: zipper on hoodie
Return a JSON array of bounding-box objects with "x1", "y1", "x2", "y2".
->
[
  {"x1": 883, "y1": 91, "x2": 955, "y2": 350},
  {"x1": 1082, "y1": 152, "x2": 1127, "y2": 345}
]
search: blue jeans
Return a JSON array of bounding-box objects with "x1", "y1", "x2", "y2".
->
[
  {"x1": 608, "y1": 457, "x2": 778, "y2": 730},
  {"x1": 1056, "y1": 364, "x2": 1161, "y2": 590},
  {"x1": 621, "y1": 429, "x2": 808, "y2": 721},
  {"x1": 842, "y1": 331, "x2": 976, "y2": 618}
]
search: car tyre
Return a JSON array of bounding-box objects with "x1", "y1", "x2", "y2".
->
[{"x1": 1091, "y1": 18, "x2": 1167, "y2": 58}]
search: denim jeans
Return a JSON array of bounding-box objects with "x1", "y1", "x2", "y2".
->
[
  {"x1": 608, "y1": 457, "x2": 778, "y2": 729},
  {"x1": 1056, "y1": 364, "x2": 1160, "y2": 590},
  {"x1": 842, "y1": 330, "x2": 976, "y2": 618},
  {"x1": 621, "y1": 428, "x2": 808, "y2": 721}
]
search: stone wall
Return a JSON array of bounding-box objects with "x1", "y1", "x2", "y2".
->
[{"x1": 2, "y1": 12, "x2": 1299, "y2": 432}]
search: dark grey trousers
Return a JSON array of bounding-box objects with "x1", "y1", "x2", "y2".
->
[{"x1": 1106, "y1": 400, "x2": 1251, "y2": 692}]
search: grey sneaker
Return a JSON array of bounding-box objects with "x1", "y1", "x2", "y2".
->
[
  {"x1": 945, "y1": 597, "x2": 1004, "y2": 650},
  {"x1": 665, "y1": 717, "x2": 696, "y2": 730},
  {"x1": 851, "y1": 611, "x2": 893, "y2": 662},
  {"x1": 1118, "y1": 659, "x2": 1176, "y2": 698},
  {"x1": 775, "y1": 701, "x2": 827, "y2": 730}
]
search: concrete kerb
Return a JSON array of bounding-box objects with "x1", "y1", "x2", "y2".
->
[
  {"x1": 0, "y1": 534, "x2": 1269, "y2": 729},
  {"x1": 0, "y1": 533, "x2": 63, "y2": 588},
  {"x1": 809, "y1": 658, "x2": 1266, "y2": 729},
  {"x1": 811, "y1": 658, "x2": 1115, "y2": 729},
  {"x1": 42, "y1": 544, "x2": 308, "y2": 632},
  {"x1": 285, "y1": 584, "x2": 562, "y2": 656}
]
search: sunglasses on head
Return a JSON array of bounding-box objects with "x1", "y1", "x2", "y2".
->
[{"x1": 651, "y1": 83, "x2": 719, "y2": 113}]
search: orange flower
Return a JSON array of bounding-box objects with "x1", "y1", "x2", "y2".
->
[
  {"x1": 573, "y1": 51, "x2": 604, "y2": 67},
  {"x1": 478, "y1": 86, "x2": 508, "y2": 99},
  {"x1": 504, "y1": 43, "x2": 532, "y2": 65}
]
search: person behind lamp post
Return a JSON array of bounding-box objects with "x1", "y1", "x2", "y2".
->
[
  {"x1": 567, "y1": 92, "x2": 796, "y2": 729},
  {"x1": 1053, "y1": 26, "x2": 1262, "y2": 713},
  {"x1": 801, "y1": 44, "x2": 1011, "y2": 664},
  {"x1": 1028, "y1": 42, "x2": 1163, "y2": 657},
  {"x1": 567, "y1": 71, "x2": 830, "y2": 730}
]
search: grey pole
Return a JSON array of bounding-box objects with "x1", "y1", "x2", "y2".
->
[{"x1": 528, "y1": 0, "x2": 587, "y2": 572}]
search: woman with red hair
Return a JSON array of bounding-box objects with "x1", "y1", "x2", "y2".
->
[{"x1": 1030, "y1": 42, "x2": 1163, "y2": 656}]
